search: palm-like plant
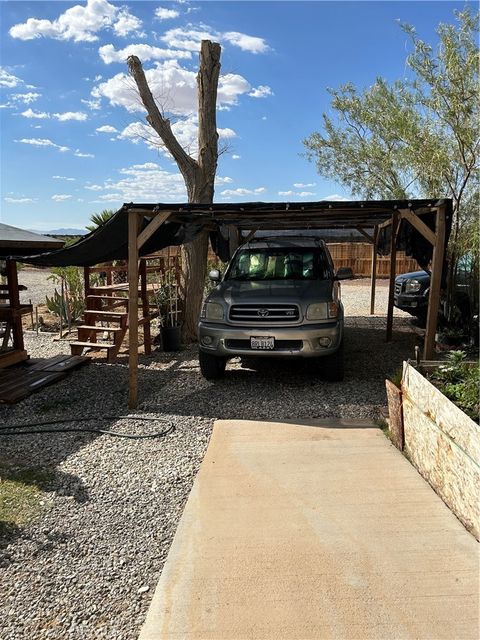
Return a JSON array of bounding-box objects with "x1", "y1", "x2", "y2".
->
[{"x1": 85, "y1": 209, "x2": 115, "y2": 232}]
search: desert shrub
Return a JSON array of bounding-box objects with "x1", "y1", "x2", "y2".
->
[
  {"x1": 46, "y1": 266, "x2": 85, "y2": 324},
  {"x1": 430, "y1": 351, "x2": 479, "y2": 422}
]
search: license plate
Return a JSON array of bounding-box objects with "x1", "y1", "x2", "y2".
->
[{"x1": 250, "y1": 336, "x2": 274, "y2": 350}]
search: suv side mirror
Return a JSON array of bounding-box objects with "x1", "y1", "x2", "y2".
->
[
  {"x1": 209, "y1": 269, "x2": 221, "y2": 282},
  {"x1": 335, "y1": 267, "x2": 354, "y2": 280}
]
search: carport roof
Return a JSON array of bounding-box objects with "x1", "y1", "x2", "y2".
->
[
  {"x1": 21, "y1": 198, "x2": 452, "y2": 268},
  {"x1": 126, "y1": 198, "x2": 451, "y2": 229}
]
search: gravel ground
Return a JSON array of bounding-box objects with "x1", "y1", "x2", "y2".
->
[
  {"x1": 18, "y1": 268, "x2": 57, "y2": 307},
  {"x1": 0, "y1": 277, "x2": 416, "y2": 640}
]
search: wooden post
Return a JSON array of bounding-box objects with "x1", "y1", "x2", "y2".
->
[
  {"x1": 83, "y1": 267, "x2": 91, "y2": 309},
  {"x1": 386, "y1": 213, "x2": 399, "y2": 342},
  {"x1": 6, "y1": 259, "x2": 24, "y2": 352},
  {"x1": 424, "y1": 206, "x2": 446, "y2": 360},
  {"x1": 370, "y1": 225, "x2": 379, "y2": 315},
  {"x1": 128, "y1": 212, "x2": 140, "y2": 408}
]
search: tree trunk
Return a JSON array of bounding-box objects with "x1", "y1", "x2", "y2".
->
[{"x1": 128, "y1": 40, "x2": 221, "y2": 344}]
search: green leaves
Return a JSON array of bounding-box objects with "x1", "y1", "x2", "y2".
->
[
  {"x1": 85, "y1": 209, "x2": 115, "y2": 232},
  {"x1": 303, "y1": 8, "x2": 479, "y2": 219}
]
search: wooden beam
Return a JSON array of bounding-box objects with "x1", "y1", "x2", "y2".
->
[
  {"x1": 399, "y1": 209, "x2": 435, "y2": 246},
  {"x1": 128, "y1": 212, "x2": 141, "y2": 409},
  {"x1": 377, "y1": 217, "x2": 395, "y2": 231},
  {"x1": 370, "y1": 226, "x2": 379, "y2": 315},
  {"x1": 356, "y1": 227, "x2": 375, "y2": 244},
  {"x1": 424, "y1": 206, "x2": 446, "y2": 359},
  {"x1": 137, "y1": 211, "x2": 171, "y2": 251},
  {"x1": 386, "y1": 213, "x2": 399, "y2": 341}
]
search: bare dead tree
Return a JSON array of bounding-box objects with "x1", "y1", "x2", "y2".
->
[{"x1": 127, "y1": 40, "x2": 221, "y2": 342}]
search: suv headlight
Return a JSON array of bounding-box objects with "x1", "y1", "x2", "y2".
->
[
  {"x1": 306, "y1": 302, "x2": 338, "y2": 320},
  {"x1": 200, "y1": 302, "x2": 224, "y2": 320},
  {"x1": 405, "y1": 279, "x2": 422, "y2": 293}
]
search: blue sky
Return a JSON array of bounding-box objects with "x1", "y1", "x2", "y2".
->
[{"x1": 0, "y1": 0, "x2": 470, "y2": 231}]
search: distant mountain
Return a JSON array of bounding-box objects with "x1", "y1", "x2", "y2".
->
[{"x1": 27, "y1": 228, "x2": 87, "y2": 236}]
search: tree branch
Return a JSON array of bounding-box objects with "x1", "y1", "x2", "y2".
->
[{"x1": 127, "y1": 55, "x2": 197, "y2": 182}]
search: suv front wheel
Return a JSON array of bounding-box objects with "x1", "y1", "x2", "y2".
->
[{"x1": 199, "y1": 350, "x2": 227, "y2": 380}]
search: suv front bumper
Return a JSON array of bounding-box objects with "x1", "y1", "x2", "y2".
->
[{"x1": 198, "y1": 321, "x2": 342, "y2": 358}]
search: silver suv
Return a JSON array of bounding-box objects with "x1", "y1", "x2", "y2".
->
[{"x1": 198, "y1": 237, "x2": 353, "y2": 380}]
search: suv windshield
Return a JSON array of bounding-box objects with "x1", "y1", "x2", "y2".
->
[{"x1": 227, "y1": 247, "x2": 331, "y2": 281}]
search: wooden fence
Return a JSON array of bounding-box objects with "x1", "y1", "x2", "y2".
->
[
  {"x1": 157, "y1": 242, "x2": 420, "y2": 279},
  {"x1": 326, "y1": 243, "x2": 419, "y2": 278}
]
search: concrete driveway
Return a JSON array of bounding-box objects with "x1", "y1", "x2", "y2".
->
[{"x1": 139, "y1": 420, "x2": 479, "y2": 640}]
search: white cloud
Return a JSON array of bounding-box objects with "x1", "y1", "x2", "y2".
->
[
  {"x1": 11, "y1": 92, "x2": 41, "y2": 104},
  {"x1": 90, "y1": 162, "x2": 187, "y2": 201},
  {"x1": 96, "y1": 193, "x2": 123, "y2": 201},
  {"x1": 261, "y1": 116, "x2": 267, "y2": 121},
  {"x1": 53, "y1": 111, "x2": 87, "y2": 121},
  {"x1": 21, "y1": 108, "x2": 49, "y2": 119},
  {"x1": 53, "y1": 176, "x2": 76, "y2": 181},
  {"x1": 223, "y1": 31, "x2": 270, "y2": 54},
  {"x1": 94, "y1": 61, "x2": 251, "y2": 115},
  {"x1": 218, "y1": 127, "x2": 236, "y2": 139},
  {"x1": 215, "y1": 176, "x2": 233, "y2": 185},
  {"x1": 161, "y1": 26, "x2": 270, "y2": 54},
  {"x1": 248, "y1": 85, "x2": 273, "y2": 99},
  {"x1": 16, "y1": 138, "x2": 93, "y2": 158},
  {"x1": 232, "y1": 154, "x2": 241, "y2": 160},
  {"x1": 324, "y1": 193, "x2": 349, "y2": 201},
  {"x1": 16, "y1": 137, "x2": 69, "y2": 151},
  {"x1": 161, "y1": 26, "x2": 217, "y2": 52},
  {"x1": 85, "y1": 184, "x2": 104, "y2": 191},
  {"x1": 9, "y1": 0, "x2": 142, "y2": 42},
  {"x1": 4, "y1": 196, "x2": 35, "y2": 203},
  {"x1": 81, "y1": 97, "x2": 101, "y2": 110},
  {"x1": 293, "y1": 182, "x2": 316, "y2": 188},
  {"x1": 99, "y1": 43, "x2": 191, "y2": 64},
  {"x1": 279, "y1": 190, "x2": 317, "y2": 198},
  {"x1": 0, "y1": 67, "x2": 23, "y2": 88},
  {"x1": 113, "y1": 7, "x2": 144, "y2": 37},
  {"x1": 155, "y1": 8, "x2": 180, "y2": 21},
  {"x1": 96, "y1": 124, "x2": 118, "y2": 133},
  {"x1": 52, "y1": 194, "x2": 72, "y2": 201},
  {"x1": 221, "y1": 188, "x2": 260, "y2": 196}
]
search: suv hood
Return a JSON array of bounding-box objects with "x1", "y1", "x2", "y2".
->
[
  {"x1": 395, "y1": 270, "x2": 430, "y2": 283},
  {"x1": 209, "y1": 279, "x2": 333, "y2": 306}
]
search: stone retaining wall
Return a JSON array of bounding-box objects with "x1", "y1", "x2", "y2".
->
[{"x1": 401, "y1": 362, "x2": 480, "y2": 539}]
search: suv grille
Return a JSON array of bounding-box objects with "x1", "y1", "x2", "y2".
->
[
  {"x1": 229, "y1": 304, "x2": 300, "y2": 323},
  {"x1": 394, "y1": 282, "x2": 403, "y2": 296}
]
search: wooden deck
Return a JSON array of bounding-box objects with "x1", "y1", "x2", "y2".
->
[{"x1": 0, "y1": 354, "x2": 89, "y2": 404}]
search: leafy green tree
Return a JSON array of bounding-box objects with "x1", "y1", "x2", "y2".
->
[
  {"x1": 303, "y1": 8, "x2": 479, "y2": 300},
  {"x1": 85, "y1": 209, "x2": 115, "y2": 232}
]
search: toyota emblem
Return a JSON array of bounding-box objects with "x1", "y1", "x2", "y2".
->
[{"x1": 257, "y1": 308, "x2": 269, "y2": 317}]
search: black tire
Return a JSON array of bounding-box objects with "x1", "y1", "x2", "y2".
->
[
  {"x1": 319, "y1": 340, "x2": 344, "y2": 382},
  {"x1": 199, "y1": 350, "x2": 227, "y2": 380}
]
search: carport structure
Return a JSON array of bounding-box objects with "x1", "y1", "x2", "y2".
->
[{"x1": 126, "y1": 198, "x2": 451, "y2": 408}]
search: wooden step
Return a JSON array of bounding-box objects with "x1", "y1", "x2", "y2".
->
[
  {"x1": 84, "y1": 310, "x2": 127, "y2": 319},
  {"x1": 77, "y1": 325, "x2": 123, "y2": 333},
  {"x1": 87, "y1": 295, "x2": 128, "y2": 302},
  {"x1": 69, "y1": 341, "x2": 116, "y2": 350}
]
